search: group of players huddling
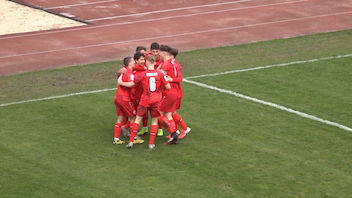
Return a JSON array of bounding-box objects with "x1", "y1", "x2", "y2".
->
[{"x1": 113, "y1": 42, "x2": 191, "y2": 149}]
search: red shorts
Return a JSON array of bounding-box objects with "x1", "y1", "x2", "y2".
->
[
  {"x1": 176, "y1": 96, "x2": 182, "y2": 109},
  {"x1": 115, "y1": 98, "x2": 136, "y2": 117},
  {"x1": 160, "y1": 92, "x2": 179, "y2": 113},
  {"x1": 132, "y1": 99, "x2": 139, "y2": 111},
  {"x1": 137, "y1": 102, "x2": 160, "y2": 118}
]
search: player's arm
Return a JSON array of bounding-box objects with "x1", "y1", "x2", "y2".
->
[
  {"x1": 161, "y1": 73, "x2": 171, "y2": 90},
  {"x1": 117, "y1": 74, "x2": 135, "y2": 87},
  {"x1": 116, "y1": 67, "x2": 127, "y2": 77},
  {"x1": 167, "y1": 68, "x2": 183, "y2": 82}
]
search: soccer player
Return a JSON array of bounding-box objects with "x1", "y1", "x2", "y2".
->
[
  {"x1": 145, "y1": 42, "x2": 162, "y2": 69},
  {"x1": 113, "y1": 57, "x2": 136, "y2": 145},
  {"x1": 120, "y1": 52, "x2": 146, "y2": 138},
  {"x1": 126, "y1": 55, "x2": 171, "y2": 149},
  {"x1": 116, "y1": 46, "x2": 147, "y2": 79},
  {"x1": 158, "y1": 45, "x2": 181, "y2": 144},
  {"x1": 165, "y1": 47, "x2": 191, "y2": 139},
  {"x1": 136, "y1": 42, "x2": 161, "y2": 135},
  {"x1": 135, "y1": 46, "x2": 147, "y2": 54},
  {"x1": 132, "y1": 52, "x2": 150, "y2": 136}
]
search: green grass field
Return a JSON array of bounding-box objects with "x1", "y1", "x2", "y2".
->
[{"x1": 1, "y1": 30, "x2": 352, "y2": 197}]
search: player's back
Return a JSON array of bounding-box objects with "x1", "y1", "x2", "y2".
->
[{"x1": 139, "y1": 69, "x2": 167, "y2": 106}]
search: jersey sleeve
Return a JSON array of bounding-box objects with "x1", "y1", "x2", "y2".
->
[
  {"x1": 160, "y1": 62, "x2": 170, "y2": 74},
  {"x1": 171, "y1": 65, "x2": 183, "y2": 82},
  {"x1": 160, "y1": 71, "x2": 169, "y2": 86},
  {"x1": 117, "y1": 67, "x2": 127, "y2": 78}
]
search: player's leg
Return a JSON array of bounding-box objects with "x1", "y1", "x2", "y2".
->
[
  {"x1": 127, "y1": 105, "x2": 146, "y2": 148},
  {"x1": 173, "y1": 112, "x2": 191, "y2": 139},
  {"x1": 164, "y1": 111, "x2": 179, "y2": 145},
  {"x1": 160, "y1": 93, "x2": 179, "y2": 141},
  {"x1": 126, "y1": 116, "x2": 142, "y2": 148},
  {"x1": 113, "y1": 115, "x2": 125, "y2": 144},
  {"x1": 124, "y1": 99, "x2": 138, "y2": 137},
  {"x1": 157, "y1": 111, "x2": 168, "y2": 136},
  {"x1": 148, "y1": 118, "x2": 158, "y2": 149},
  {"x1": 137, "y1": 112, "x2": 149, "y2": 135},
  {"x1": 148, "y1": 104, "x2": 162, "y2": 149},
  {"x1": 113, "y1": 99, "x2": 126, "y2": 144}
]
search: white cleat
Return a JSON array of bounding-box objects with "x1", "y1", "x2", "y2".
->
[
  {"x1": 148, "y1": 144, "x2": 155, "y2": 149},
  {"x1": 126, "y1": 142, "x2": 133, "y2": 149}
]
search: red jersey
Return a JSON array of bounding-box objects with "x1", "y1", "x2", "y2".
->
[
  {"x1": 161, "y1": 58, "x2": 183, "y2": 94},
  {"x1": 135, "y1": 69, "x2": 169, "y2": 107},
  {"x1": 115, "y1": 66, "x2": 134, "y2": 101},
  {"x1": 145, "y1": 52, "x2": 162, "y2": 69},
  {"x1": 131, "y1": 64, "x2": 145, "y2": 100}
]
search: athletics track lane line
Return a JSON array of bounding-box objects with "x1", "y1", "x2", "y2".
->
[
  {"x1": 0, "y1": 10, "x2": 349, "y2": 60},
  {"x1": 0, "y1": 0, "x2": 308, "y2": 40},
  {"x1": 1, "y1": 53, "x2": 351, "y2": 133},
  {"x1": 46, "y1": 0, "x2": 119, "y2": 10}
]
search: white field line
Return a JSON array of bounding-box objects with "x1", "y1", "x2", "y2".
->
[
  {"x1": 0, "y1": 88, "x2": 116, "y2": 107},
  {"x1": 186, "y1": 54, "x2": 352, "y2": 79},
  {"x1": 46, "y1": 0, "x2": 119, "y2": 10},
  {"x1": 87, "y1": 0, "x2": 255, "y2": 22},
  {"x1": 183, "y1": 79, "x2": 352, "y2": 133},
  {"x1": 1, "y1": 10, "x2": 350, "y2": 61},
  {"x1": 0, "y1": 53, "x2": 351, "y2": 108}
]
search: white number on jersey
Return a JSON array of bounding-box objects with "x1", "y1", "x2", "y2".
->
[{"x1": 149, "y1": 77, "x2": 156, "y2": 92}]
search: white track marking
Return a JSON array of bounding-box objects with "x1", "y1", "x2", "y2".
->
[
  {"x1": 0, "y1": 88, "x2": 116, "y2": 107},
  {"x1": 1, "y1": 10, "x2": 350, "y2": 61},
  {"x1": 87, "y1": 0, "x2": 255, "y2": 22},
  {"x1": 46, "y1": 0, "x2": 119, "y2": 10},
  {"x1": 186, "y1": 54, "x2": 352, "y2": 79},
  {"x1": 87, "y1": 0, "x2": 306, "y2": 22},
  {"x1": 183, "y1": 79, "x2": 352, "y2": 133},
  {"x1": 0, "y1": 0, "x2": 304, "y2": 40},
  {"x1": 1, "y1": 53, "x2": 351, "y2": 107}
]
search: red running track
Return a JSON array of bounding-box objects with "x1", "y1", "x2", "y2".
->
[{"x1": 0, "y1": 0, "x2": 351, "y2": 76}]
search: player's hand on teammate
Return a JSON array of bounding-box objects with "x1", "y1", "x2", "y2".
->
[{"x1": 166, "y1": 75, "x2": 173, "y2": 82}]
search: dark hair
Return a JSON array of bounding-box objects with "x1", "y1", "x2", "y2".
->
[
  {"x1": 123, "y1": 57, "x2": 132, "y2": 66},
  {"x1": 135, "y1": 46, "x2": 147, "y2": 53},
  {"x1": 170, "y1": 47, "x2": 179, "y2": 58},
  {"x1": 150, "y1": 42, "x2": 160, "y2": 50},
  {"x1": 159, "y1": 44, "x2": 172, "y2": 53},
  {"x1": 134, "y1": 52, "x2": 145, "y2": 60}
]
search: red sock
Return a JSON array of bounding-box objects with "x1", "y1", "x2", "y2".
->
[
  {"x1": 168, "y1": 119, "x2": 176, "y2": 133},
  {"x1": 142, "y1": 113, "x2": 148, "y2": 128},
  {"x1": 173, "y1": 113, "x2": 187, "y2": 130},
  {"x1": 114, "y1": 122, "x2": 122, "y2": 139},
  {"x1": 123, "y1": 120, "x2": 130, "y2": 130},
  {"x1": 158, "y1": 116, "x2": 165, "y2": 129},
  {"x1": 149, "y1": 125, "x2": 158, "y2": 145},
  {"x1": 129, "y1": 123, "x2": 139, "y2": 143}
]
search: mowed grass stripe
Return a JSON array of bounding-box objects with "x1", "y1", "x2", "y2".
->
[
  {"x1": 195, "y1": 57, "x2": 352, "y2": 128},
  {"x1": 1, "y1": 30, "x2": 351, "y2": 105},
  {"x1": 1, "y1": 53, "x2": 351, "y2": 108},
  {"x1": 184, "y1": 79, "x2": 352, "y2": 133},
  {"x1": 1, "y1": 85, "x2": 352, "y2": 197}
]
